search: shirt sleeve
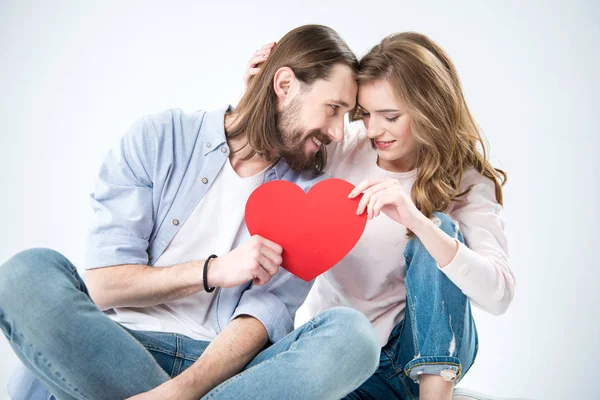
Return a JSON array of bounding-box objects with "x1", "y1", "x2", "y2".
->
[
  {"x1": 229, "y1": 269, "x2": 314, "y2": 344},
  {"x1": 440, "y1": 172, "x2": 516, "y2": 315},
  {"x1": 85, "y1": 117, "x2": 157, "y2": 270}
]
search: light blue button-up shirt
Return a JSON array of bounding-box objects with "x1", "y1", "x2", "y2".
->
[
  {"x1": 86, "y1": 107, "x2": 325, "y2": 343},
  {"x1": 9, "y1": 107, "x2": 329, "y2": 399}
]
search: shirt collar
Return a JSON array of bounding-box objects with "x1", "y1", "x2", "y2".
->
[
  {"x1": 202, "y1": 106, "x2": 293, "y2": 180},
  {"x1": 200, "y1": 106, "x2": 231, "y2": 156}
]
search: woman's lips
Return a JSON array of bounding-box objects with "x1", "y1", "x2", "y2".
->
[{"x1": 374, "y1": 140, "x2": 395, "y2": 149}]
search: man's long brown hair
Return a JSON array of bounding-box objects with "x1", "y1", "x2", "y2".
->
[{"x1": 228, "y1": 25, "x2": 359, "y2": 173}]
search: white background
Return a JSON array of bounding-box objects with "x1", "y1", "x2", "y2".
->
[{"x1": 1, "y1": 1, "x2": 598, "y2": 399}]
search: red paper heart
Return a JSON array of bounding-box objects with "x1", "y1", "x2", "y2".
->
[{"x1": 245, "y1": 178, "x2": 367, "y2": 281}]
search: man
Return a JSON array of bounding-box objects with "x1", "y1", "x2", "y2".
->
[{"x1": 0, "y1": 25, "x2": 379, "y2": 400}]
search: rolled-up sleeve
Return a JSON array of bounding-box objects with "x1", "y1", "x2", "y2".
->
[
  {"x1": 230, "y1": 268, "x2": 314, "y2": 344},
  {"x1": 85, "y1": 117, "x2": 157, "y2": 270}
]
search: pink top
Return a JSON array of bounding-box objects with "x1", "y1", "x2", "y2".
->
[{"x1": 303, "y1": 122, "x2": 516, "y2": 346}]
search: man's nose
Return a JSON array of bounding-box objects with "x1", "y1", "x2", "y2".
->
[{"x1": 327, "y1": 122, "x2": 344, "y2": 143}]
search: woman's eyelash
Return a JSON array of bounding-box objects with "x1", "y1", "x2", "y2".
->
[{"x1": 359, "y1": 110, "x2": 399, "y2": 122}]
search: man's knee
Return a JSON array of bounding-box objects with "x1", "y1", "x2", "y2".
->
[
  {"x1": 318, "y1": 307, "x2": 380, "y2": 374},
  {"x1": 0, "y1": 248, "x2": 72, "y2": 306}
]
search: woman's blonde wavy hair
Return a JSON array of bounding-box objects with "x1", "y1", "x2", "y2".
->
[{"x1": 354, "y1": 32, "x2": 507, "y2": 225}]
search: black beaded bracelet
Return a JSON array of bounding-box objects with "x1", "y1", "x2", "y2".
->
[{"x1": 203, "y1": 254, "x2": 217, "y2": 293}]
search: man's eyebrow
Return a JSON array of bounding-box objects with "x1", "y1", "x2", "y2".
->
[{"x1": 331, "y1": 99, "x2": 350, "y2": 108}]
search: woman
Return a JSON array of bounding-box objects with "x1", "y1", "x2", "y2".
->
[{"x1": 248, "y1": 33, "x2": 515, "y2": 400}]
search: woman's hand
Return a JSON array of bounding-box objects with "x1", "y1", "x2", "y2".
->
[
  {"x1": 348, "y1": 178, "x2": 425, "y2": 231},
  {"x1": 243, "y1": 42, "x2": 275, "y2": 86}
]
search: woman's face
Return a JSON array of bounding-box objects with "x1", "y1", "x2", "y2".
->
[{"x1": 357, "y1": 79, "x2": 418, "y2": 173}]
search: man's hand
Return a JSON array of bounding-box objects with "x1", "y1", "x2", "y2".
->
[{"x1": 208, "y1": 235, "x2": 283, "y2": 288}]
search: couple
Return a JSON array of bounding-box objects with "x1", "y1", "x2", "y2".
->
[{"x1": 0, "y1": 24, "x2": 515, "y2": 400}]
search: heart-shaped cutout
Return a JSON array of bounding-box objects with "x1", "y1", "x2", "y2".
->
[{"x1": 245, "y1": 178, "x2": 367, "y2": 281}]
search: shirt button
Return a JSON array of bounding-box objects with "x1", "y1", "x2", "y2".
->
[
  {"x1": 206, "y1": 142, "x2": 212, "y2": 148},
  {"x1": 202, "y1": 177, "x2": 209, "y2": 184},
  {"x1": 172, "y1": 219, "x2": 180, "y2": 226},
  {"x1": 221, "y1": 147, "x2": 227, "y2": 153}
]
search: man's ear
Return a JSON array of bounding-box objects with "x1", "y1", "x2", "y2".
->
[{"x1": 273, "y1": 67, "x2": 296, "y2": 106}]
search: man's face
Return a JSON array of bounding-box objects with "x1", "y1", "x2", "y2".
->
[{"x1": 277, "y1": 64, "x2": 357, "y2": 171}]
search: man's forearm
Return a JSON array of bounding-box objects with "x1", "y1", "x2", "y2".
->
[
  {"x1": 86, "y1": 261, "x2": 207, "y2": 310},
  {"x1": 173, "y1": 315, "x2": 269, "y2": 398}
]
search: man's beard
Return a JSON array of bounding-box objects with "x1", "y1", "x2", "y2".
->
[{"x1": 277, "y1": 96, "x2": 331, "y2": 172}]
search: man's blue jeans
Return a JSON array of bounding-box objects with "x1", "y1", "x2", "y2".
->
[
  {"x1": 345, "y1": 212, "x2": 479, "y2": 399},
  {"x1": 0, "y1": 249, "x2": 380, "y2": 399}
]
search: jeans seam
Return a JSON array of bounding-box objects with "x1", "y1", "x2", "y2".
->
[
  {"x1": 381, "y1": 348, "x2": 403, "y2": 378},
  {"x1": 132, "y1": 330, "x2": 201, "y2": 362},
  {"x1": 457, "y1": 317, "x2": 478, "y2": 382},
  {"x1": 381, "y1": 345, "x2": 419, "y2": 400},
  {"x1": 66, "y1": 263, "x2": 85, "y2": 292},
  {"x1": 452, "y1": 297, "x2": 467, "y2": 360},
  {"x1": 0, "y1": 307, "x2": 10, "y2": 337},
  {"x1": 143, "y1": 345, "x2": 198, "y2": 362},
  {"x1": 170, "y1": 335, "x2": 183, "y2": 377},
  {"x1": 142, "y1": 344, "x2": 177, "y2": 355}
]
